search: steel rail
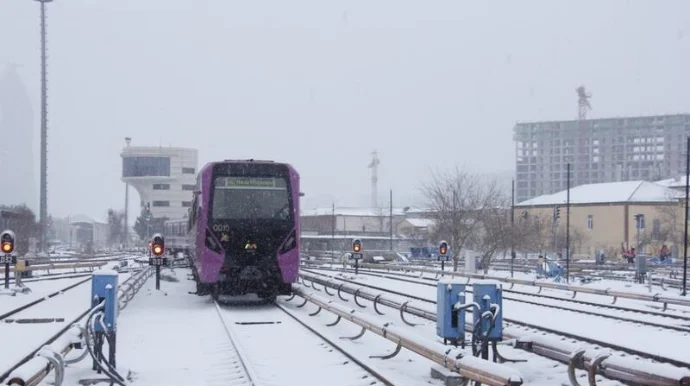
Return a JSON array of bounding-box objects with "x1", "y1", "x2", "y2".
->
[
  {"x1": 353, "y1": 263, "x2": 690, "y2": 310},
  {"x1": 0, "y1": 277, "x2": 92, "y2": 323},
  {"x1": 0, "y1": 262, "x2": 106, "y2": 275},
  {"x1": 307, "y1": 265, "x2": 690, "y2": 322},
  {"x1": 305, "y1": 266, "x2": 690, "y2": 333},
  {"x1": 275, "y1": 303, "x2": 395, "y2": 386}
]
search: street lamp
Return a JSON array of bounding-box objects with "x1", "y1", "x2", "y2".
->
[
  {"x1": 123, "y1": 137, "x2": 131, "y2": 250},
  {"x1": 635, "y1": 214, "x2": 644, "y2": 251}
]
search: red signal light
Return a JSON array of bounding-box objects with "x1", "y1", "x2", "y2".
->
[
  {"x1": 439, "y1": 241, "x2": 448, "y2": 256},
  {"x1": 1, "y1": 242, "x2": 12, "y2": 254}
]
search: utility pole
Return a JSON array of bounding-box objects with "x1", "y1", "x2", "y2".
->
[
  {"x1": 510, "y1": 179, "x2": 515, "y2": 278},
  {"x1": 124, "y1": 137, "x2": 131, "y2": 250},
  {"x1": 389, "y1": 189, "x2": 393, "y2": 251},
  {"x1": 683, "y1": 136, "x2": 689, "y2": 296},
  {"x1": 35, "y1": 0, "x2": 53, "y2": 253},
  {"x1": 566, "y1": 163, "x2": 571, "y2": 283},
  {"x1": 368, "y1": 150, "x2": 380, "y2": 208}
]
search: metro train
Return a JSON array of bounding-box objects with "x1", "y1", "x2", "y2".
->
[
  {"x1": 162, "y1": 218, "x2": 192, "y2": 256},
  {"x1": 183, "y1": 159, "x2": 301, "y2": 301}
]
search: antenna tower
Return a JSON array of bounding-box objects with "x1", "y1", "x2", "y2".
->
[
  {"x1": 368, "y1": 150, "x2": 380, "y2": 208},
  {"x1": 576, "y1": 85, "x2": 591, "y2": 120},
  {"x1": 35, "y1": 0, "x2": 53, "y2": 253}
]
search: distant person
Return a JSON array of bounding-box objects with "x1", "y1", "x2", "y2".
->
[{"x1": 660, "y1": 244, "x2": 670, "y2": 261}]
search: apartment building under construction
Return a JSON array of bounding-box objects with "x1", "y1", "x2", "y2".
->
[{"x1": 514, "y1": 113, "x2": 690, "y2": 203}]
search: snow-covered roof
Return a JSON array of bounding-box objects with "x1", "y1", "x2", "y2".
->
[
  {"x1": 516, "y1": 181, "x2": 682, "y2": 207},
  {"x1": 405, "y1": 207, "x2": 435, "y2": 214},
  {"x1": 68, "y1": 214, "x2": 107, "y2": 225},
  {"x1": 656, "y1": 175, "x2": 689, "y2": 189},
  {"x1": 404, "y1": 218, "x2": 435, "y2": 228},
  {"x1": 301, "y1": 207, "x2": 408, "y2": 217}
]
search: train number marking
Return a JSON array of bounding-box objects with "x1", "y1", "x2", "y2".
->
[{"x1": 212, "y1": 224, "x2": 230, "y2": 232}]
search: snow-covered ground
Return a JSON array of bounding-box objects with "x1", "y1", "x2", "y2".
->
[
  {"x1": 5, "y1": 262, "x2": 688, "y2": 386},
  {"x1": 61, "y1": 270, "x2": 442, "y2": 386}
]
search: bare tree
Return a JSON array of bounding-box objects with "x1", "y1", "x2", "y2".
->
[
  {"x1": 423, "y1": 167, "x2": 506, "y2": 270},
  {"x1": 468, "y1": 204, "x2": 513, "y2": 273},
  {"x1": 512, "y1": 213, "x2": 553, "y2": 256},
  {"x1": 400, "y1": 225, "x2": 430, "y2": 248},
  {"x1": 374, "y1": 205, "x2": 396, "y2": 236},
  {"x1": 107, "y1": 209, "x2": 125, "y2": 246},
  {"x1": 552, "y1": 226, "x2": 590, "y2": 256},
  {"x1": 638, "y1": 199, "x2": 684, "y2": 255}
]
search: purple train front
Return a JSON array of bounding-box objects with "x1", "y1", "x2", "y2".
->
[{"x1": 188, "y1": 160, "x2": 300, "y2": 300}]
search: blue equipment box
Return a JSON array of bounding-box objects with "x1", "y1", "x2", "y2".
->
[
  {"x1": 436, "y1": 281, "x2": 466, "y2": 343},
  {"x1": 472, "y1": 283, "x2": 503, "y2": 341},
  {"x1": 91, "y1": 270, "x2": 119, "y2": 333}
]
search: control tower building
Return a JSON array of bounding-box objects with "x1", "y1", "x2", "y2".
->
[{"x1": 121, "y1": 142, "x2": 198, "y2": 220}]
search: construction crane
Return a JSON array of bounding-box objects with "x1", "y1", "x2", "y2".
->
[
  {"x1": 368, "y1": 150, "x2": 380, "y2": 208},
  {"x1": 576, "y1": 85, "x2": 591, "y2": 120}
]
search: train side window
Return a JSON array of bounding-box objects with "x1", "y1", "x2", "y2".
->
[{"x1": 188, "y1": 194, "x2": 199, "y2": 231}]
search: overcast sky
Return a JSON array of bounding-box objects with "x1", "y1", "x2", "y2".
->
[{"x1": 1, "y1": 0, "x2": 689, "y2": 222}]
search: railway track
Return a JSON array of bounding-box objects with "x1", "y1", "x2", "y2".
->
[
  {"x1": 303, "y1": 268, "x2": 690, "y2": 370},
  {"x1": 213, "y1": 300, "x2": 394, "y2": 386},
  {"x1": 307, "y1": 265, "x2": 690, "y2": 322},
  {"x1": 0, "y1": 277, "x2": 92, "y2": 323}
]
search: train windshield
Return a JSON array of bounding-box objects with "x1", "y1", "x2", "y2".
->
[{"x1": 211, "y1": 176, "x2": 292, "y2": 221}]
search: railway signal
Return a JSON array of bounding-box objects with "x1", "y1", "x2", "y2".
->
[
  {"x1": 1, "y1": 230, "x2": 17, "y2": 290},
  {"x1": 438, "y1": 240, "x2": 450, "y2": 274},
  {"x1": 148, "y1": 233, "x2": 168, "y2": 290},
  {"x1": 151, "y1": 235, "x2": 164, "y2": 257},
  {"x1": 352, "y1": 238, "x2": 362, "y2": 253},
  {"x1": 351, "y1": 238, "x2": 363, "y2": 275}
]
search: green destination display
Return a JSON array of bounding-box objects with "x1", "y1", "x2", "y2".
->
[{"x1": 215, "y1": 176, "x2": 286, "y2": 189}]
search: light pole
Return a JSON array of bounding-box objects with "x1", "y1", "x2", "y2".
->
[
  {"x1": 683, "y1": 136, "x2": 689, "y2": 296},
  {"x1": 635, "y1": 214, "x2": 644, "y2": 251},
  {"x1": 34, "y1": 0, "x2": 53, "y2": 253},
  {"x1": 510, "y1": 179, "x2": 515, "y2": 278},
  {"x1": 124, "y1": 137, "x2": 131, "y2": 250},
  {"x1": 565, "y1": 163, "x2": 571, "y2": 283}
]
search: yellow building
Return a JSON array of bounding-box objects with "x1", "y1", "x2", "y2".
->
[{"x1": 515, "y1": 180, "x2": 683, "y2": 259}]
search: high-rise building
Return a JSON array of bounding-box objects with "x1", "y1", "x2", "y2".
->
[
  {"x1": 121, "y1": 144, "x2": 198, "y2": 220},
  {"x1": 0, "y1": 65, "x2": 37, "y2": 211},
  {"x1": 514, "y1": 114, "x2": 690, "y2": 203}
]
